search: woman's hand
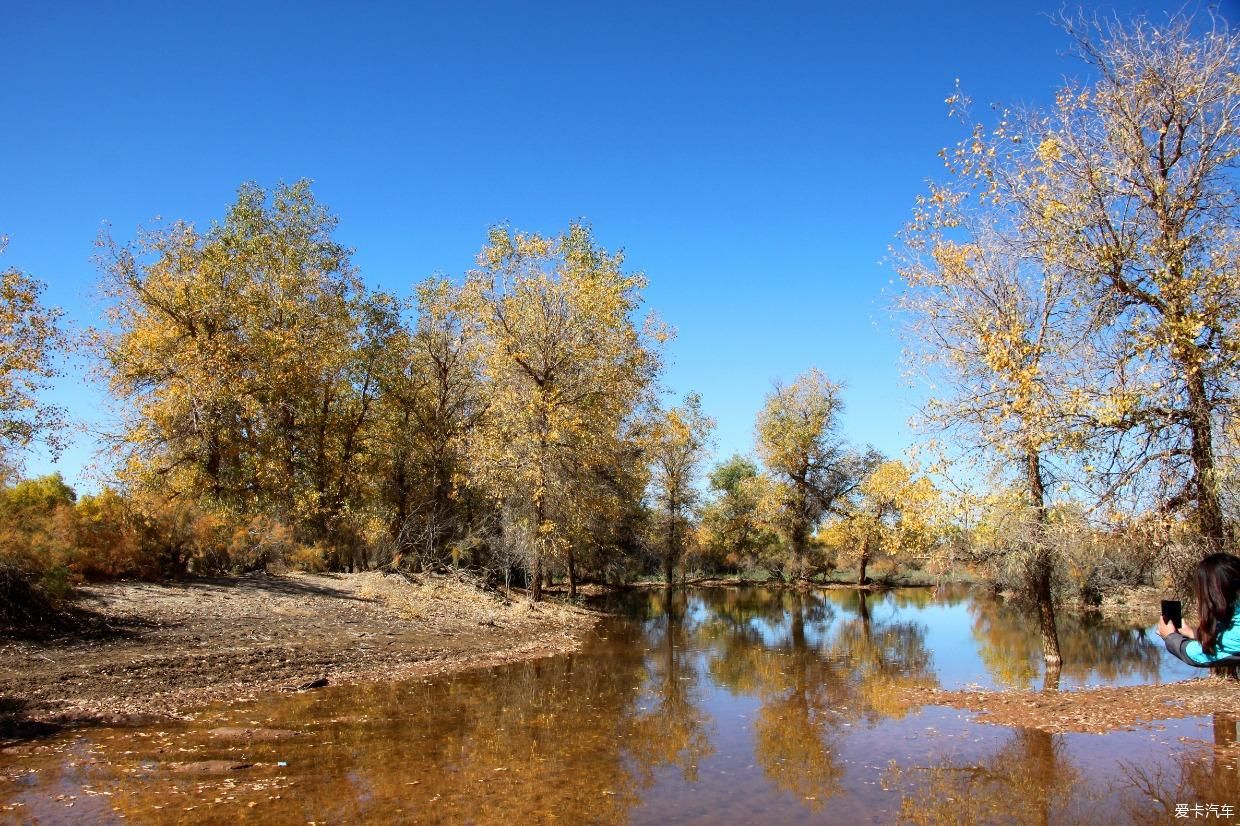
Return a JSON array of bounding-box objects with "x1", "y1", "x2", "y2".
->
[
  {"x1": 1179, "y1": 623, "x2": 1197, "y2": 639},
  {"x1": 1157, "y1": 617, "x2": 1179, "y2": 639}
]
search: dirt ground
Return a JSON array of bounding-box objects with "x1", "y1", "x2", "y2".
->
[
  {"x1": 895, "y1": 677, "x2": 1240, "y2": 733},
  {"x1": 0, "y1": 571, "x2": 598, "y2": 734}
]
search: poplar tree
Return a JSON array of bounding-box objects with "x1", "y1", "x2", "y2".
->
[
  {"x1": 754, "y1": 369, "x2": 875, "y2": 580},
  {"x1": 464, "y1": 223, "x2": 664, "y2": 600},
  {"x1": 896, "y1": 208, "x2": 1084, "y2": 665},
  {"x1": 99, "y1": 181, "x2": 379, "y2": 558},
  {"x1": 374, "y1": 278, "x2": 485, "y2": 566},
  {"x1": 648, "y1": 393, "x2": 715, "y2": 586},
  {"x1": 0, "y1": 239, "x2": 66, "y2": 470},
  {"x1": 936, "y1": 15, "x2": 1240, "y2": 547}
]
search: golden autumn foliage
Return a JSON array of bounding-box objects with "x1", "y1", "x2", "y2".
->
[
  {"x1": 821, "y1": 460, "x2": 941, "y2": 585},
  {"x1": 753, "y1": 369, "x2": 879, "y2": 579},
  {"x1": 371, "y1": 277, "x2": 486, "y2": 567},
  {"x1": 462, "y1": 223, "x2": 665, "y2": 599},
  {"x1": 98, "y1": 181, "x2": 382, "y2": 566},
  {"x1": 80, "y1": 186, "x2": 677, "y2": 594},
  {"x1": 1013, "y1": 16, "x2": 1240, "y2": 545},
  {"x1": 0, "y1": 239, "x2": 66, "y2": 470},
  {"x1": 647, "y1": 393, "x2": 715, "y2": 584},
  {"x1": 909, "y1": 14, "x2": 1240, "y2": 547},
  {"x1": 0, "y1": 473, "x2": 332, "y2": 587}
]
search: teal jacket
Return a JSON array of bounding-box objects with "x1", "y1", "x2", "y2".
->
[{"x1": 1164, "y1": 605, "x2": 1240, "y2": 667}]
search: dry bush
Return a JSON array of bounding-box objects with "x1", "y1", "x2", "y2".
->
[
  {"x1": 0, "y1": 558, "x2": 65, "y2": 632},
  {"x1": 0, "y1": 475, "x2": 80, "y2": 630},
  {"x1": 286, "y1": 542, "x2": 327, "y2": 572},
  {"x1": 227, "y1": 515, "x2": 296, "y2": 572},
  {"x1": 1154, "y1": 537, "x2": 1215, "y2": 603},
  {"x1": 963, "y1": 491, "x2": 1183, "y2": 607},
  {"x1": 0, "y1": 472, "x2": 395, "y2": 614},
  {"x1": 0, "y1": 475, "x2": 77, "y2": 595},
  {"x1": 72, "y1": 488, "x2": 149, "y2": 579}
]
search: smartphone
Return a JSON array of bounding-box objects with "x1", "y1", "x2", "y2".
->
[{"x1": 1162, "y1": 599, "x2": 1183, "y2": 630}]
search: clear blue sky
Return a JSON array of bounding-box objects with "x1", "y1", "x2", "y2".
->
[{"x1": 2, "y1": 0, "x2": 1220, "y2": 491}]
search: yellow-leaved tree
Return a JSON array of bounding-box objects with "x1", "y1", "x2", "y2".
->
[
  {"x1": 372, "y1": 278, "x2": 486, "y2": 567},
  {"x1": 0, "y1": 238, "x2": 66, "y2": 473},
  {"x1": 824, "y1": 459, "x2": 941, "y2": 586},
  {"x1": 98, "y1": 181, "x2": 383, "y2": 567},
  {"x1": 942, "y1": 14, "x2": 1240, "y2": 548},
  {"x1": 753, "y1": 369, "x2": 878, "y2": 580},
  {"x1": 647, "y1": 393, "x2": 715, "y2": 585},
  {"x1": 896, "y1": 201, "x2": 1084, "y2": 665},
  {"x1": 463, "y1": 223, "x2": 664, "y2": 600},
  {"x1": 898, "y1": 14, "x2": 1240, "y2": 661}
]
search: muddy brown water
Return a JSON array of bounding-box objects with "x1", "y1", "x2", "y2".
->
[{"x1": 2, "y1": 585, "x2": 1235, "y2": 824}]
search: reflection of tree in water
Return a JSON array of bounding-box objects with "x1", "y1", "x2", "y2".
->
[
  {"x1": 1117, "y1": 713, "x2": 1240, "y2": 824},
  {"x1": 883, "y1": 583, "x2": 973, "y2": 610},
  {"x1": 751, "y1": 685, "x2": 843, "y2": 808},
  {"x1": 825, "y1": 590, "x2": 938, "y2": 720},
  {"x1": 625, "y1": 589, "x2": 715, "y2": 783},
  {"x1": 699, "y1": 589, "x2": 845, "y2": 808},
  {"x1": 696, "y1": 587, "x2": 938, "y2": 809},
  {"x1": 968, "y1": 597, "x2": 1162, "y2": 689},
  {"x1": 883, "y1": 726, "x2": 1090, "y2": 826},
  {"x1": 88, "y1": 600, "x2": 716, "y2": 825},
  {"x1": 21, "y1": 585, "x2": 1172, "y2": 825}
]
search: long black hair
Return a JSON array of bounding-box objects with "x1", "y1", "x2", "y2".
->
[{"x1": 1195, "y1": 553, "x2": 1240, "y2": 655}]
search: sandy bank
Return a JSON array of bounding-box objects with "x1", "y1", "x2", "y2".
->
[{"x1": 0, "y1": 571, "x2": 598, "y2": 734}]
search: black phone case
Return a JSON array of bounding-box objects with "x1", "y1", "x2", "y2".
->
[{"x1": 1162, "y1": 599, "x2": 1183, "y2": 629}]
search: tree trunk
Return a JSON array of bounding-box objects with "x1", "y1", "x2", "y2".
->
[
  {"x1": 1033, "y1": 554, "x2": 1061, "y2": 667},
  {"x1": 1157, "y1": 210, "x2": 1225, "y2": 549},
  {"x1": 531, "y1": 494, "x2": 544, "y2": 603},
  {"x1": 665, "y1": 497, "x2": 677, "y2": 587},
  {"x1": 205, "y1": 433, "x2": 223, "y2": 502},
  {"x1": 790, "y1": 516, "x2": 808, "y2": 581},
  {"x1": 431, "y1": 468, "x2": 453, "y2": 563},
  {"x1": 1186, "y1": 368, "x2": 1225, "y2": 548},
  {"x1": 1214, "y1": 714, "x2": 1237, "y2": 748},
  {"x1": 531, "y1": 554, "x2": 543, "y2": 602},
  {"x1": 281, "y1": 407, "x2": 297, "y2": 518},
  {"x1": 858, "y1": 532, "x2": 871, "y2": 587},
  {"x1": 567, "y1": 544, "x2": 577, "y2": 600},
  {"x1": 1027, "y1": 450, "x2": 1062, "y2": 667},
  {"x1": 531, "y1": 425, "x2": 547, "y2": 603},
  {"x1": 1022, "y1": 728, "x2": 1057, "y2": 826},
  {"x1": 790, "y1": 595, "x2": 806, "y2": 649}
]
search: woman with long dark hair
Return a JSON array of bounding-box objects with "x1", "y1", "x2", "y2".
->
[{"x1": 1159, "y1": 553, "x2": 1240, "y2": 667}]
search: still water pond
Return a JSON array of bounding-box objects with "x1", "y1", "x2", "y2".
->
[{"x1": 3, "y1": 586, "x2": 1237, "y2": 824}]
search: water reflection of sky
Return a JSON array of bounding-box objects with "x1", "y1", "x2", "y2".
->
[{"x1": 668, "y1": 586, "x2": 1198, "y2": 691}]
